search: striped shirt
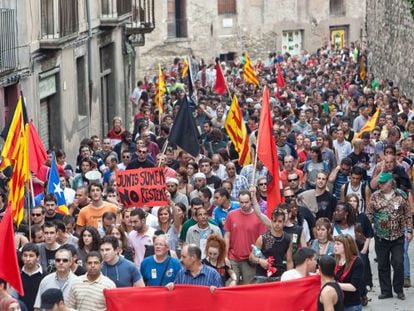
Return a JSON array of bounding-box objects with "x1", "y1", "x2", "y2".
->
[
  {"x1": 67, "y1": 274, "x2": 116, "y2": 311},
  {"x1": 174, "y1": 264, "x2": 223, "y2": 287}
]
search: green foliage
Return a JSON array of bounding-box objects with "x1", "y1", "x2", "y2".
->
[{"x1": 409, "y1": 0, "x2": 414, "y2": 18}]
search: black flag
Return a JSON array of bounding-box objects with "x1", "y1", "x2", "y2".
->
[
  {"x1": 169, "y1": 59, "x2": 200, "y2": 157},
  {"x1": 169, "y1": 97, "x2": 200, "y2": 157}
]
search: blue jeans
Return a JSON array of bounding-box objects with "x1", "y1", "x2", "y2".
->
[
  {"x1": 345, "y1": 305, "x2": 362, "y2": 311},
  {"x1": 404, "y1": 230, "x2": 410, "y2": 278}
]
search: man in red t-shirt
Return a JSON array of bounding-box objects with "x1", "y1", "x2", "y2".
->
[{"x1": 224, "y1": 190, "x2": 267, "y2": 284}]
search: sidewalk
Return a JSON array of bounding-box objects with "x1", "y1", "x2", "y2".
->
[{"x1": 365, "y1": 241, "x2": 414, "y2": 310}]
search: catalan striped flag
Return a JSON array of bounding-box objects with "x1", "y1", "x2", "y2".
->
[
  {"x1": 155, "y1": 64, "x2": 165, "y2": 113},
  {"x1": 355, "y1": 108, "x2": 380, "y2": 139},
  {"x1": 243, "y1": 52, "x2": 259, "y2": 87},
  {"x1": 224, "y1": 95, "x2": 252, "y2": 166},
  {"x1": 2, "y1": 96, "x2": 30, "y2": 224},
  {"x1": 47, "y1": 152, "x2": 69, "y2": 215},
  {"x1": 181, "y1": 57, "x2": 189, "y2": 79}
]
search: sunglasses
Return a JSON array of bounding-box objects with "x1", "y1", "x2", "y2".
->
[
  {"x1": 259, "y1": 183, "x2": 267, "y2": 186},
  {"x1": 122, "y1": 156, "x2": 130, "y2": 159},
  {"x1": 284, "y1": 195, "x2": 296, "y2": 200},
  {"x1": 31, "y1": 213, "x2": 42, "y2": 217},
  {"x1": 138, "y1": 150, "x2": 147, "y2": 154},
  {"x1": 55, "y1": 258, "x2": 69, "y2": 263},
  {"x1": 288, "y1": 178, "x2": 299, "y2": 182}
]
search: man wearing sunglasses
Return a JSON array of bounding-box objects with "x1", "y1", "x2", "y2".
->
[
  {"x1": 31, "y1": 206, "x2": 46, "y2": 228},
  {"x1": 34, "y1": 248, "x2": 77, "y2": 310}
]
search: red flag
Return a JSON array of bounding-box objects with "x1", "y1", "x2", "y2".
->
[
  {"x1": 214, "y1": 60, "x2": 226, "y2": 95},
  {"x1": 104, "y1": 275, "x2": 320, "y2": 311},
  {"x1": 29, "y1": 120, "x2": 48, "y2": 174},
  {"x1": 276, "y1": 63, "x2": 285, "y2": 88},
  {"x1": 257, "y1": 86, "x2": 282, "y2": 217},
  {"x1": 0, "y1": 206, "x2": 24, "y2": 296}
]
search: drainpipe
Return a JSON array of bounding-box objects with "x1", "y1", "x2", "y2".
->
[{"x1": 86, "y1": 0, "x2": 93, "y2": 121}]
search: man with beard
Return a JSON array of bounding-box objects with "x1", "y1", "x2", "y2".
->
[
  {"x1": 44, "y1": 194, "x2": 64, "y2": 222},
  {"x1": 166, "y1": 177, "x2": 189, "y2": 207},
  {"x1": 113, "y1": 130, "x2": 135, "y2": 160}
]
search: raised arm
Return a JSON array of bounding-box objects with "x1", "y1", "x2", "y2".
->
[{"x1": 250, "y1": 185, "x2": 271, "y2": 229}]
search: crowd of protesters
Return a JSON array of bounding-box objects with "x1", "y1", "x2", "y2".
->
[{"x1": 0, "y1": 41, "x2": 413, "y2": 311}]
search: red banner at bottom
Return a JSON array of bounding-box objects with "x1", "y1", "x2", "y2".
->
[{"x1": 104, "y1": 275, "x2": 320, "y2": 311}]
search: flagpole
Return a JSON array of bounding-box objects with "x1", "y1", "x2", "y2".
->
[
  {"x1": 157, "y1": 139, "x2": 169, "y2": 167},
  {"x1": 27, "y1": 175, "x2": 36, "y2": 241}
]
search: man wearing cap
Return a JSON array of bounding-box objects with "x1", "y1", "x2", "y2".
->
[
  {"x1": 41, "y1": 288, "x2": 75, "y2": 311},
  {"x1": 366, "y1": 171, "x2": 413, "y2": 300},
  {"x1": 166, "y1": 177, "x2": 189, "y2": 207}
]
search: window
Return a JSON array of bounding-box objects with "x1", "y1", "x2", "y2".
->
[
  {"x1": 218, "y1": 0, "x2": 236, "y2": 15},
  {"x1": 329, "y1": 0, "x2": 345, "y2": 16},
  {"x1": 167, "y1": 0, "x2": 187, "y2": 38},
  {"x1": 76, "y1": 57, "x2": 87, "y2": 116}
]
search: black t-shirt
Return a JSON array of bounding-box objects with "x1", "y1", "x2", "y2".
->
[
  {"x1": 45, "y1": 248, "x2": 58, "y2": 273},
  {"x1": 126, "y1": 159, "x2": 155, "y2": 170},
  {"x1": 206, "y1": 175, "x2": 221, "y2": 189},
  {"x1": 45, "y1": 213, "x2": 64, "y2": 222},
  {"x1": 74, "y1": 264, "x2": 87, "y2": 276},
  {"x1": 316, "y1": 191, "x2": 337, "y2": 221}
]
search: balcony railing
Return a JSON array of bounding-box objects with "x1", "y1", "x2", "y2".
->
[
  {"x1": 125, "y1": 0, "x2": 155, "y2": 35},
  {"x1": 0, "y1": 8, "x2": 18, "y2": 76},
  {"x1": 101, "y1": 0, "x2": 132, "y2": 25},
  {"x1": 40, "y1": 0, "x2": 79, "y2": 46}
]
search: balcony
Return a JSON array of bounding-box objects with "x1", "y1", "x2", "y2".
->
[
  {"x1": 40, "y1": 0, "x2": 79, "y2": 49},
  {"x1": 125, "y1": 0, "x2": 155, "y2": 35},
  {"x1": 101, "y1": 0, "x2": 132, "y2": 26},
  {"x1": 0, "y1": 8, "x2": 18, "y2": 76}
]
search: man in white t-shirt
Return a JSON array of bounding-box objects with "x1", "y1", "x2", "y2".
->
[{"x1": 281, "y1": 247, "x2": 317, "y2": 281}]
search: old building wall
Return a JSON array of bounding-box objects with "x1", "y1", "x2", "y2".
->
[
  {"x1": 137, "y1": 0, "x2": 364, "y2": 78},
  {"x1": 366, "y1": 0, "x2": 414, "y2": 99}
]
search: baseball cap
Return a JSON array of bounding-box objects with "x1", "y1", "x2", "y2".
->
[
  {"x1": 41, "y1": 288, "x2": 64, "y2": 309},
  {"x1": 378, "y1": 172, "x2": 393, "y2": 184}
]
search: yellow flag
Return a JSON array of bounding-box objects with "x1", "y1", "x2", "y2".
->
[
  {"x1": 155, "y1": 64, "x2": 165, "y2": 113},
  {"x1": 355, "y1": 108, "x2": 380, "y2": 139},
  {"x1": 243, "y1": 52, "x2": 259, "y2": 87},
  {"x1": 181, "y1": 57, "x2": 189, "y2": 79},
  {"x1": 224, "y1": 95, "x2": 252, "y2": 166}
]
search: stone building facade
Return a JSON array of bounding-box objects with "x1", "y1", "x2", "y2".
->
[
  {"x1": 366, "y1": 0, "x2": 414, "y2": 99},
  {"x1": 0, "y1": 0, "x2": 155, "y2": 164},
  {"x1": 137, "y1": 0, "x2": 365, "y2": 77}
]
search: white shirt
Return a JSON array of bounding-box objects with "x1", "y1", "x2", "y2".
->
[{"x1": 281, "y1": 269, "x2": 304, "y2": 281}]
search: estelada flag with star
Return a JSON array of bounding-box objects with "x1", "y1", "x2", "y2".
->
[{"x1": 47, "y1": 152, "x2": 69, "y2": 215}]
